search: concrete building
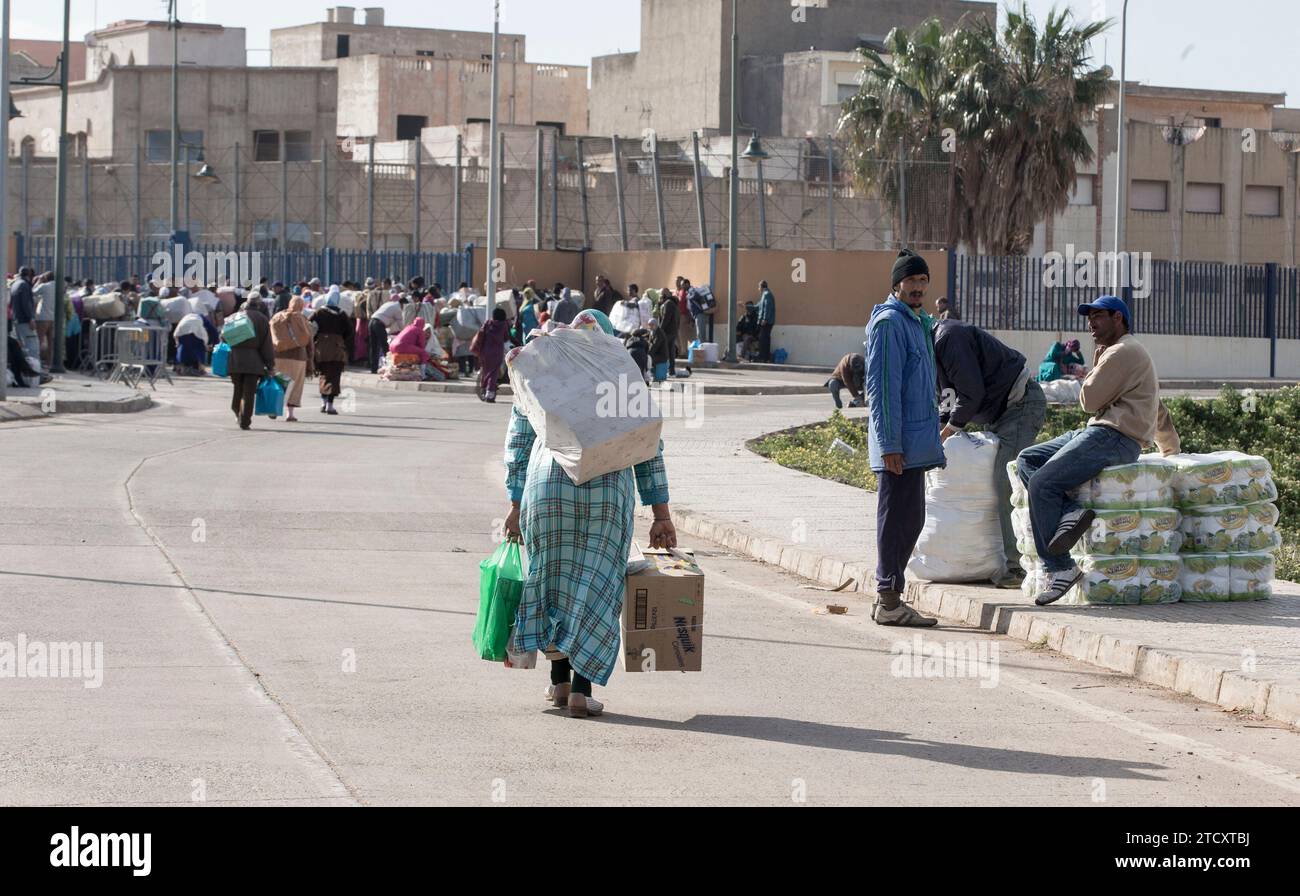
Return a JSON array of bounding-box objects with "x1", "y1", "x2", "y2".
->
[
  {"x1": 85, "y1": 19, "x2": 247, "y2": 80},
  {"x1": 274, "y1": 7, "x2": 587, "y2": 140},
  {"x1": 1035, "y1": 84, "x2": 1300, "y2": 267},
  {"x1": 590, "y1": 0, "x2": 995, "y2": 138}
]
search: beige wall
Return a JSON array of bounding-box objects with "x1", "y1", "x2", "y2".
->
[
  {"x1": 472, "y1": 249, "x2": 584, "y2": 294},
  {"x1": 272, "y1": 22, "x2": 525, "y2": 67}
]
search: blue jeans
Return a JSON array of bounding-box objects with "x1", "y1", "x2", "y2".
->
[{"x1": 1016, "y1": 425, "x2": 1140, "y2": 572}]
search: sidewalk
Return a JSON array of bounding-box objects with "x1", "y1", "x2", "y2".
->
[
  {"x1": 342, "y1": 365, "x2": 829, "y2": 397},
  {"x1": 0, "y1": 373, "x2": 152, "y2": 422},
  {"x1": 633, "y1": 396, "x2": 1300, "y2": 730}
]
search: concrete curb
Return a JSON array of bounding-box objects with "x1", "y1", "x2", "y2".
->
[
  {"x1": 638, "y1": 501, "x2": 1300, "y2": 730},
  {"x1": 0, "y1": 392, "x2": 151, "y2": 420},
  {"x1": 341, "y1": 373, "x2": 826, "y2": 397}
]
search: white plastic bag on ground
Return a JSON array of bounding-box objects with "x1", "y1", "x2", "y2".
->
[
  {"x1": 507, "y1": 327, "x2": 663, "y2": 485},
  {"x1": 908, "y1": 431, "x2": 1007, "y2": 583},
  {"x1": 1040, "y1": 378, "x2": 1081, "y2": 404}
]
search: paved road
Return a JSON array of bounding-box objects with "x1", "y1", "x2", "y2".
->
[{"x1": 2, "y1": 379, "x2": 1299, "y2": 805}]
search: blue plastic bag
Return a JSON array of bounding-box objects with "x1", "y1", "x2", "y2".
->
[
  {"x1": 772, "y1": 348, "x2": 788, "y2": 364},
  {"x1": 66, "y1": 313, "x2": 81, "y2": 338},
  {"x1": 254, "y1": 376, "x2": 285, "y2": 417},
  {"x1": 211, "y1": 342, "x2": 230, "y2": 377}
]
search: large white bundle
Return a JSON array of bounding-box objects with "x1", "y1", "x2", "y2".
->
[
  {"x1": 191, "y1": 289, "x2": 221, "y2": 314},
  {"x1": 311, "y1": 290, "x2": 355, "y2": 316},
  {"x1": 83, "y1": 292, "x2": 126, "y2": 320},
  {"x1": 507, "y1": 327, "x2": 663, "y2": 485},
  {"x1": 161, "y1": 295, "x2": 192, "y2": 324},
  {"x1": 1170, "y1": 451, "x2": 1276, "y2": 508},
  {"x1": 1040, "y1": 378, "x2": 1081, "y2": 404},
  {"x1": 486, "y1": 290, "x2": 518, "y2": 321},
  {"x1": 452, "y1": 304, "x2": 484, "y2": 340},
  {"x1": 908, "y1": 431, "x2": 1006, "y2": 583}
]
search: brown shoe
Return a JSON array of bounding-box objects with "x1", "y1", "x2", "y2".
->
[{"x1": 546, "y1": 683, "x2": 570, "y2": 708}]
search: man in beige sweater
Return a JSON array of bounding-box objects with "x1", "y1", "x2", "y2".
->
[{"x1": 1015, "y1": 295, "x2": 1181, "y2": 605}]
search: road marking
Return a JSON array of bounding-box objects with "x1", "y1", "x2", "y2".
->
[
  {"x1": 706, "y1": 567, "x2": 1300, "y2": 796},
  {"x1": 122, "y1": 435, "x2": 361, "y2": 806}
]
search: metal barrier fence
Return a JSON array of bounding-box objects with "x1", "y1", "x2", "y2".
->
[
  {"x1": 17, "y1": 238, "x2": 474, "y2": 292},
  {"x1": 949, "y1": 253, "x2": 1300, "y2": 340}
]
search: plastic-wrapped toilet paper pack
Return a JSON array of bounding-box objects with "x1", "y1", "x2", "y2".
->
[
  {"x1": 1228, "y1": 552, "x2": 1274, "y2": 601},
  {"x1": 1179, "y1": 553, "x2": 1232, "y2": 602},
  {"x1": 1171, "y1": 451, "x2": 1277, "y2": 508},
  {"x1": 1180, "y1": 503, "x2": 1281, "y2": 554},
  {"x1": 1086, "y1": 457, "x2": 1177, "y2": 510}
]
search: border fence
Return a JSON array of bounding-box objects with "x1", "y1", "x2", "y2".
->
[
  {"x1": 18, "y1": 236, "x2": 473, "y2": 291},
  {"x1": 949, "y1": 254, "x2": 1300, "y2": 341}
]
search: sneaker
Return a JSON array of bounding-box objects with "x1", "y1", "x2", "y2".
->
[
  {"x1": 545, "y1": 683, "x2": 570, "y2": 707},
  {"x1": 873, "y1": 599, "x2": 939, "y2": 627},
  {"x1": 1047, "y1": 508, "x2": 1095, "y2": 555},
  {"x1": 1034, "y1": 567, "x2": 1084, "y2": 606},
  {"x1": 326, "y1": 407, "x2": 339, "y2": 416},
  {"x1": 996, "y1": 568, "x2": 1026, "y2": 589},
  {"x1": 38, "y1": 373, "x2": 54, "y2": 385},
  {"x1": 567, "y1": 693, "x2": 604, "y2": 718}
]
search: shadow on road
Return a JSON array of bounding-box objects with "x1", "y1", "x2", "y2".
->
[{"x1": 597, "y1": 713, "x2": 1168, "y2": 779}]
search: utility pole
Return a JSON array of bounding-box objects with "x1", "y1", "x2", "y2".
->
[
  {"x1": 0, "y1": 0, "x2": 11, "y2": 398},
  {"x1": 50, "y1": 0, "x2": 71, "y2": 371},
  {"x1": 484, "y1": 0, "x2": 501, "y2": 304}
]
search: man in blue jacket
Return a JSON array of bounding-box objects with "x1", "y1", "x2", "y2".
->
[{"x1": 865, "y1": 249, "x2": 944, "y2": 626}]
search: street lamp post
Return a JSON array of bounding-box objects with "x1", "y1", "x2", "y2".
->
[
  {"x1": 1112, "y1": 0, "x2": 1130, "y2": 257},
  {"x1": 725, "y1": 0, "x2": 739, "y2": 362},
  {"x1": 169, "y1": 0, "x2": 180, "y2": 239},
  {"x1": 49, "y1": 0, "x2": 70, "y2": 372},
  {"x1": 484, "y1": 0, "x2": 501, "y2": 308},
  {"x1": 0, "y1": 0, "x2": 11, "y2": 399}
]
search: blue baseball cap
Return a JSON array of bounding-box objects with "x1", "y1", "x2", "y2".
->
[{"x1": 1078, "y1": 295, "x2": 1131, "y2": 332}]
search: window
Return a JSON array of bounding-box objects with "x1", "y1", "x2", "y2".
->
[
  {"x1": 1069, "y1": 174, "x2": 1095, "y2": 206},
  {"x1": 284, "y1": 130, "x2": 312, "y2": 161},
  {"x1": 1245, "y1": 185, "x2": 1281, "y2": 217},
  {"x1": 536, "y1": 120, "x2": 566, "y2": 134},
  {"x1": 466, "y1": 117, "x2": 490, "y2": 126},
  {"x1": 145, "y1": 129, "x2": 203, "y2": 162},
  {"x1": 396, "y1": 115, "x2": 427, "y2": 141},
  {"x1": 253, "y1": 130, "x2": 280, "y2": 162},
  {"x1": 836, "y1": 83, "x2": 858, "y2": 103},
  {"x1": 1130, "y1": 179, "x2": 1168, "y2": 212},
  {"x1": 1197, "y1": 116, "x2": 1221, "y2": 128},
  {"x1": 336, "y1": 34, "x2": 350, "y2": 58},
  {"x1": 1185, "y1": 182, "x2": 1222, "y2": 214}
]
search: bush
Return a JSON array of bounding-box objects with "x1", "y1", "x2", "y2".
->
[{"x1": 750, "y1": 410, "x2": 877, "y2": 491}]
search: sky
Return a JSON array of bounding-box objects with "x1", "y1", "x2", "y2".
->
[{"x1": 8, "y1": 0, "x2": 1300, "y2": 108}]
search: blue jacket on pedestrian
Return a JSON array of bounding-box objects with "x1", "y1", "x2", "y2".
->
[
  {"x1": 865, "y1": 295, "x2": 945, "y2": 473},
  {"x1": 756, "y1": 289, "x2": 775, "y2": 325}
]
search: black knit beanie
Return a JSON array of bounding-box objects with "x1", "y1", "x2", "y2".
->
[{"x1": 891, "y1": 249, "x2": 930, "y2": 289}]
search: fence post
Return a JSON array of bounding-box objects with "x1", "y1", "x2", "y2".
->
[
  {"x1": 651, "y1": 131, "x2": 667, "y2": 250},
  {"x1": 551, "y1": 130, "x2": 559, "y2": 251},
  {"x1": 534, "y1": 128, "x2": 543, "y2": 251},
  {"x1": 576, "y1": 137, "x2": 590, "y2": 250},
  {"x1": 413, "y1": 139, "x2": 422, "y2": 257},
  {"x1": 826, "y1": 134, "x2": 836, "y2": 250},
  {"x1": 134, "y1": 138, "x2": 142, "y2": 242},
  {"x1": 497, "y1": 138, "x2": 506, "y2": 249},
  {"x1": 897, "y1": 136, "x2": 907, "y2": 248},
  {"x1": 367, "y1": 136, "x2": 375, "y2": 258},
  {"x1": 233, "y1": 141, "x2": 240, "y2": 244},
  {"x1": 1266, "y1": 262, "x2": 1278, "y2": 378},
  {"x1": 692, "y1": 130, "x2": 707, "y2": 248},
  {"x1": 280, "y1": 149, "x2": 289, "y2": 256},
  {"x1": 946, "y1": 248, "x2": 957, "y2": 316},
  {"x1": 318, "y1": 138, "x2": 326, "y2": 250},
  {"x1": 452, "y1": 132, "x2": 462, "y2": 252},
  {"x1": 611, "y1": 134, "x2": 628, "y2": 251}
]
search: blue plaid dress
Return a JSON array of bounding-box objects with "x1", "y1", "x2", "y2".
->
[{"x1": 505, "y1": 406, "x2": 669, "y2": 686}]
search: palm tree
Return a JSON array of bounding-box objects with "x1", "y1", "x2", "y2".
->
[{"x1": 840, "y1": 3, "x2": 1112, "y2": 255}]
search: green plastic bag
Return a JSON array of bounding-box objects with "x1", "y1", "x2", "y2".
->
[{"x1": 472, "y1": 541, "x2": 526, "y2": 661}]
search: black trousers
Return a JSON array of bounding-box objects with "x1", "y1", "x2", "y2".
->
[
  {"x1": 757, "y1": 323, "x2": 774, "y2": 362},
  {"x1": 549, "y1": 657, "x2": 592, "y2": 696},
  {"x1": 230, "y1": 372, "x2": 259, "y2": 427},
  {"x1": 875, "y1": 466, "x2": 927, "y2": 595},
  {"x1": 368, "y1": 319, "x2": 390, "y2": 374}
]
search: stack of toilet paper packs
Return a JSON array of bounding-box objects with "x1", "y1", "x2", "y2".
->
[{"x1": 1008, "y1": 450, "x2": 1279, "y2": 605}]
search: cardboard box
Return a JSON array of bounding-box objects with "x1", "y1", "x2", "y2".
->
[{"x1": 621, "y1": 548, "x2": 704, "y2": 672}]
